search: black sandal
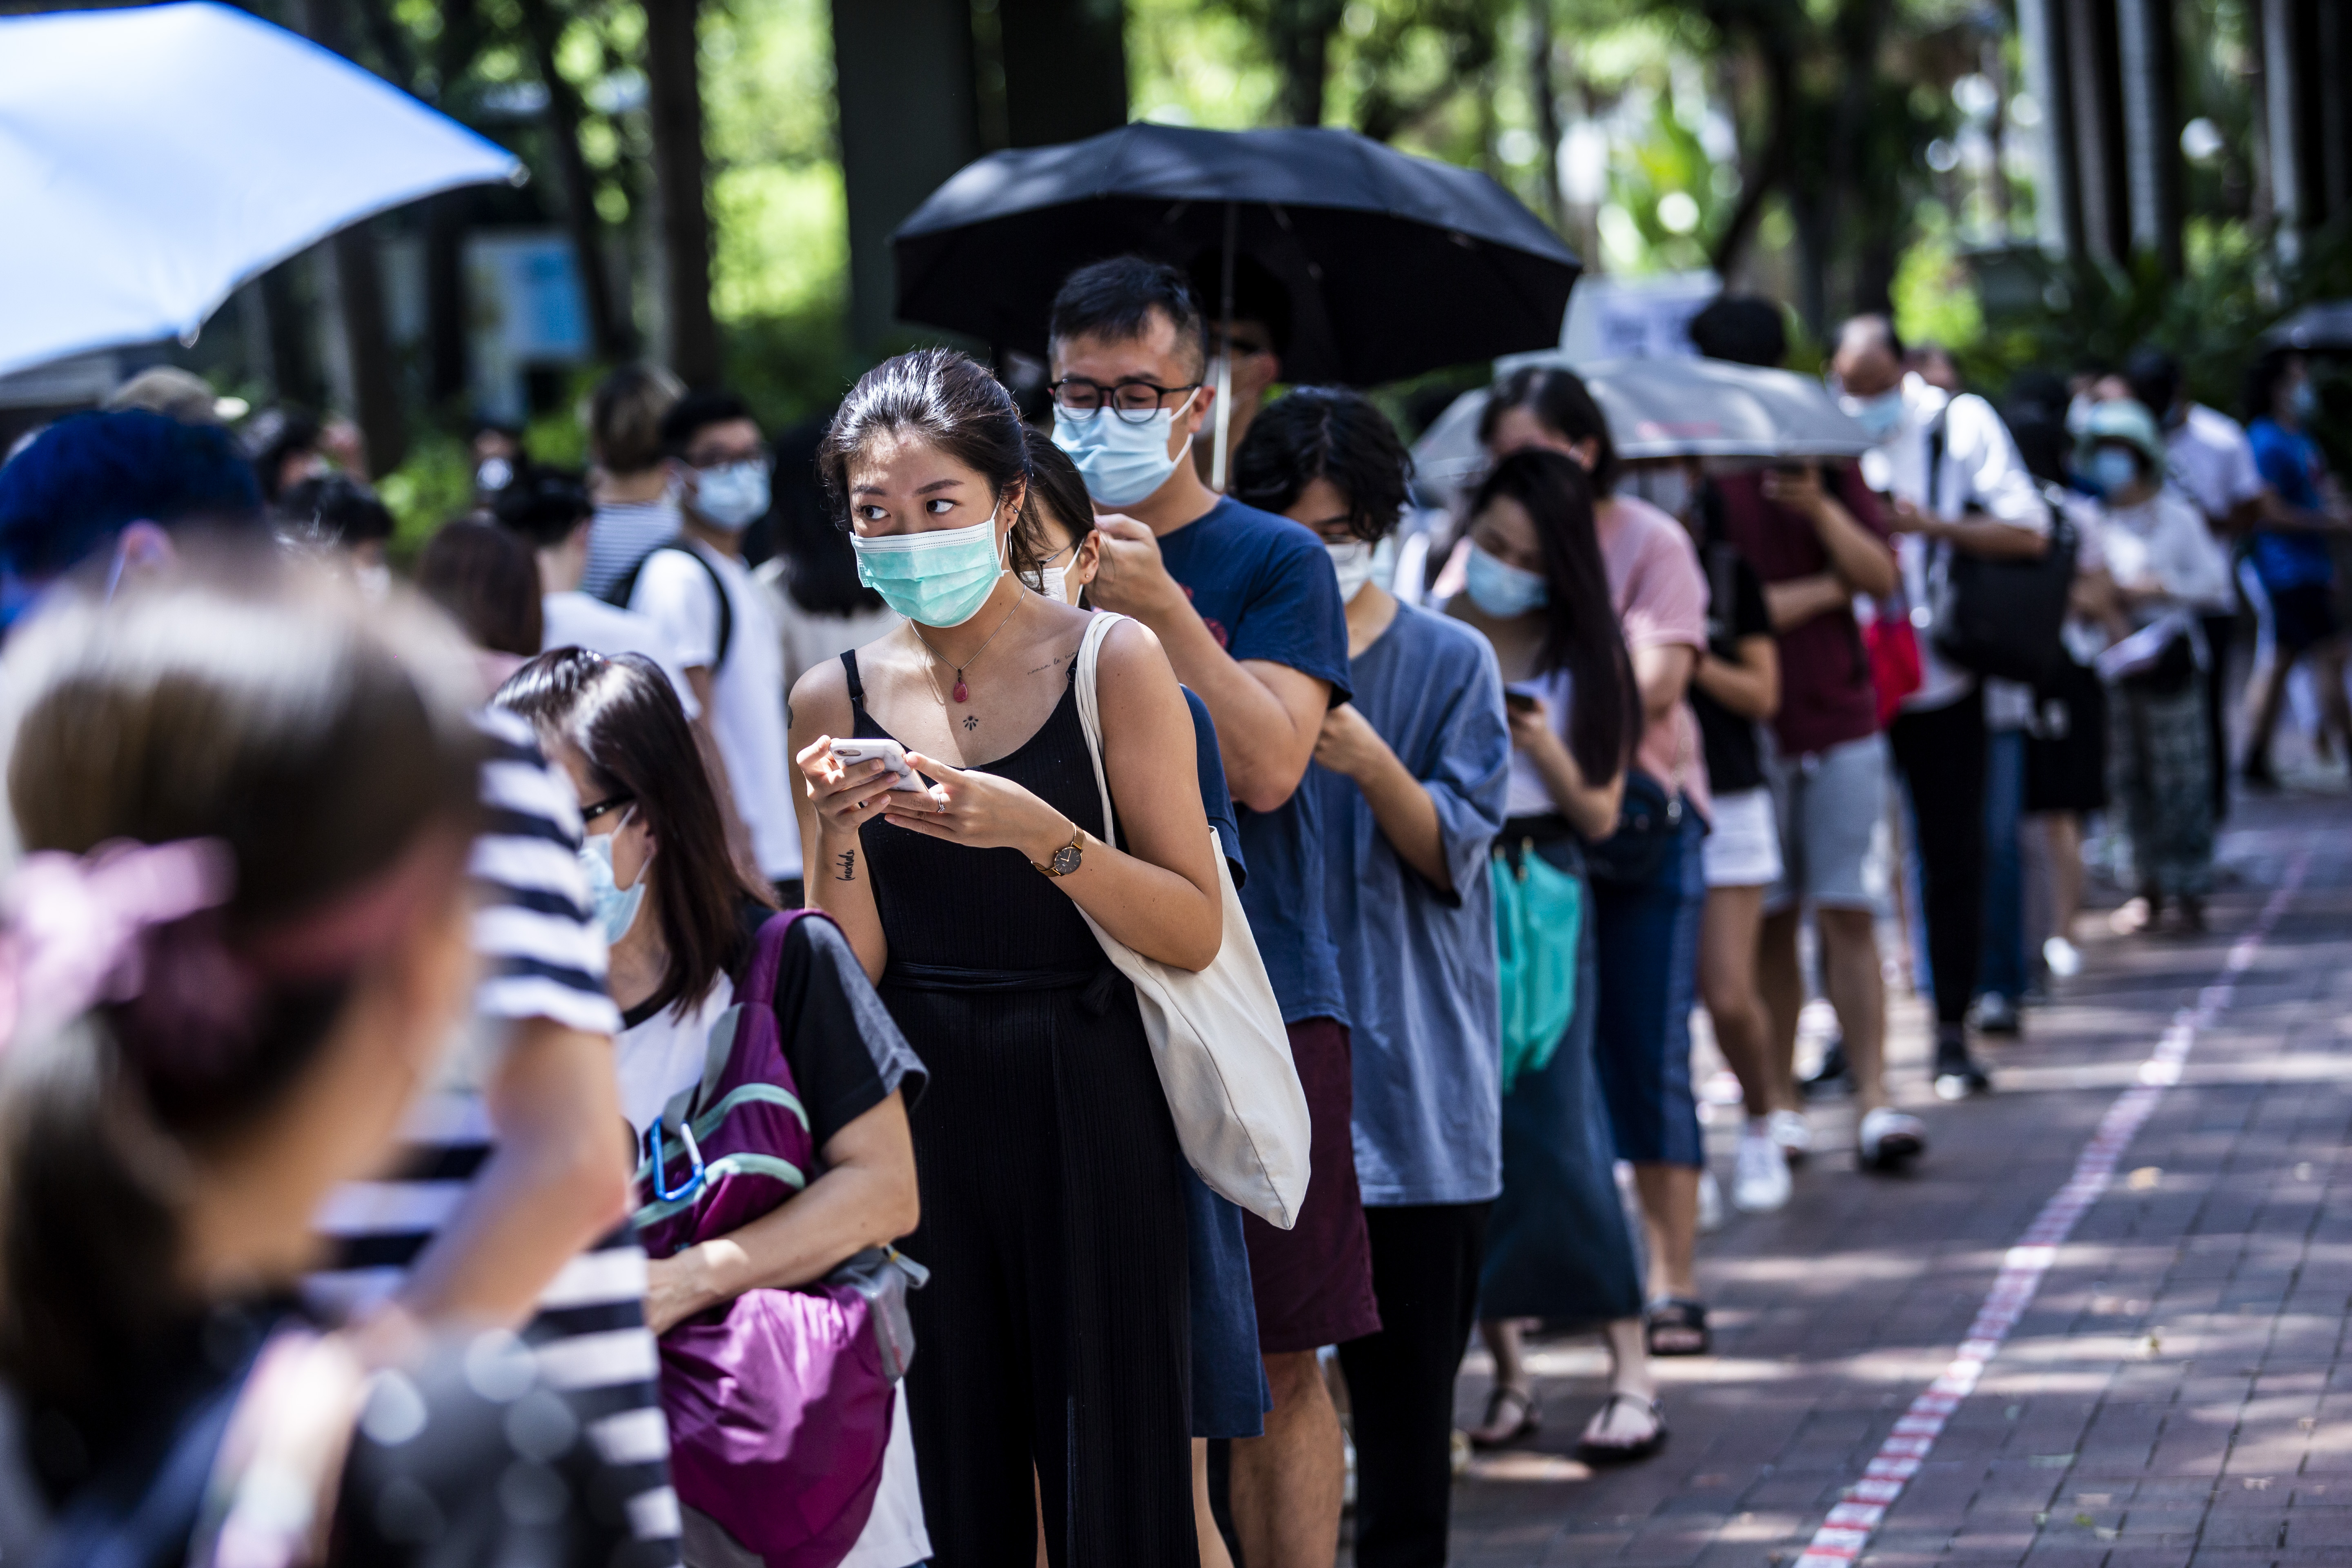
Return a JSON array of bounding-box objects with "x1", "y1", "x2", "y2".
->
[
  {"x1": 1645, "y1": 1297, "x2": 1710, "y2": 1356},
  {"x1": 1574, "y1": 1391, "x2": 1669, "y2": 1466},
  {"x1": 1467, "y1": 1384, "x2": 1541, "y2": 1450}
]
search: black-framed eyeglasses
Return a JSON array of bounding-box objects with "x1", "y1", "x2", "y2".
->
[
  {"x1": 581, "y1": 793, "x2": 635, "y2": 827},
  {"x1": 1049, "y1": 377, "x2": 1203, "y2": 423},
  {"x1": 686, "y1": 445, "x2": 772, "y2": 471}
]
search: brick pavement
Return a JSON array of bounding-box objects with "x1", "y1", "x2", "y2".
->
[{"x1": 1406, "y1": 792, "x2": 2352, "y2": 1568}]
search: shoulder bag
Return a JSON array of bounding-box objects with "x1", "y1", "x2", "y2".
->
[
  {"x1": 1491, "y1": 833, "x2": 1584, "y2": 1095},
  {"x1": 1583, "y1": 713, "x2": 1688, "y2": 887},
  {"x1": 1924, "y1": 418, "x2": 2076, "y2": 685},
  {"x1": 1070, "y1": 612, "x2": 1313, "y2": 1231}
]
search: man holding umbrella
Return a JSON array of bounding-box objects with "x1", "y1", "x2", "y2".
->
[{"x1": 1050, "y1": 256, "x2": 1374, "y2": 1568}]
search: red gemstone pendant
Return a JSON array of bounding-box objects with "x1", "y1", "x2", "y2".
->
[{"x1": 951, "y1": 676, "x2": 969, "y2": 704}]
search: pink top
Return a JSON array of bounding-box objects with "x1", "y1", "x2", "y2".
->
[{"x1": 1594, "y1": 494, "x2": 1712, "y2": 822}]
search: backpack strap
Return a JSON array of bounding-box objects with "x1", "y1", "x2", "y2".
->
[
  {"x1": 607, "y1": 539, "x2": 735, "y2": 672},
  {"x1": 743, "y1": 906, "x2": 826, "y2": 1013}
]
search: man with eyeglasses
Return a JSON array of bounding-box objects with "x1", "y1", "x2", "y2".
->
[
  {"x1": 615, "y1": 390, "x2": 801, "y2": 906},
  {"x1": 1049, "y1": 256, "x2": 1372, "y2": 1568}
]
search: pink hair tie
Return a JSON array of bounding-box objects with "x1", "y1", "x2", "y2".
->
[{"x1": 0, "y1": 838, "x2": 236, "y2": 1051}]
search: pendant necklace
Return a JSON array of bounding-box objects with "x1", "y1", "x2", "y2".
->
[{"x1": 909, "y1": 590, "x2": 1022, "y2": 704}]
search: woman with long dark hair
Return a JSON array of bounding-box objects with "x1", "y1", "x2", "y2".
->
[
  {"x1": 1481, "y1": 367, "x2": 1717, "y2": 1361},
  {"x1": 1446, "y1": 448, "x2": 1668, "y2": 1464},
  {"x1": 0, "y1": 560, "x2": 637, "y2": 1566},
  {"x1": 791, "y1": 347, "x2": 1223, "y2": 1563}
]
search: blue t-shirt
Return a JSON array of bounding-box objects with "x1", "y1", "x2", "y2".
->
[
  {"x1": 1314, "y1": 602, "x2": 1511, "y2": 1206},
  {"x1": 2247, "y1": 417, "x2": 2335, "y2": 591},
  {"x1": 1156, "y1": 497, "x2": 1353, "y2": 1026}
]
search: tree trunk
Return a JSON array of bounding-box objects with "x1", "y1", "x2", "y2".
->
[
  {"x1": 1708, "y1": 29, "x2": 1793, "y2": 283},
  {"x1": 1528, "y1": 0, "x2": 1564, "y2": 232},
  {"x1": 292, "y1": 0, "x2": 408, "y2": 471},
  {"x1": 519, "y1": 0, "x2": 633, "y2": 361},
  {"x1": 422, "y1": 189, "x2": 469, "y2": 410},
  {"x1": 1270, "y1": 0, "x2": 1344, "y2": 128},
  {"x1": 644, "y1": 0, "x2": 721, "y2": 385}
]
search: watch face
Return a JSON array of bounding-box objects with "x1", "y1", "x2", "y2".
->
[{"x1": 1050, "y1": 841, "x2": 1083, "y2": 876}]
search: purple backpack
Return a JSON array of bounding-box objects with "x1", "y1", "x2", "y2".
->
[{"x1": 636, "y1": 909, "x2": 901, "y2": 1567}]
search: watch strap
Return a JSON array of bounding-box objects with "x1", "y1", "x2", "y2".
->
[{"x1": 1031, "y1": 828, "x2": 1087, "y2": 878}]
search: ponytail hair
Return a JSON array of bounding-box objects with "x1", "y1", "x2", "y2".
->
[
  {"x1": 0, "y1": 555, "x2": 483, "y2": 1451},
  {"x1": 1472, "y1": 449, "x2": 1638, "y2": 784}
]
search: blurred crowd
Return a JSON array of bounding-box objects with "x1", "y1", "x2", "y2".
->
[{"x1": 0, "y1": 263, "x2": 2339, "y2": 1568}]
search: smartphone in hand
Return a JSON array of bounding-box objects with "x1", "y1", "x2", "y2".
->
[{"x1": 829, "y1": 738, "x2": 929, "y2": 792}]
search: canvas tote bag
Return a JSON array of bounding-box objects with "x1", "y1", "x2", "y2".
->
[{"x1": 1070, "y1": 611, "x2": 1311, "y2": 1230}]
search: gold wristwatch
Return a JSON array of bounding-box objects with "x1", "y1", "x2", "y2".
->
[{"x1": 1032, "y1": 827, "x2": 1087, "y2": 878}]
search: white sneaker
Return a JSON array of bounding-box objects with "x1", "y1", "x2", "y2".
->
[
  {"x1": 1856, "y1": 1105, "x2": 1927, "y2": 1170},
  {"x1": 1697, "y1": 1168, "x2": 1726, "y2": 1233},
  {"x1": 2043, "y1": 935, "x2": 2081, "y2": 979},
  {"x1": 1733, "y1": 1123, "x2": 1793, "y2": 1212},
  {"x1": 1768, "y1": 1108, "x2": 1813, "y2": 1165}
]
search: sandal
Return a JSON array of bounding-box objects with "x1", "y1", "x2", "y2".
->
[
  {"x1": 1574, "y1": 1390, "x2": 1669, "y2": 1466},
  {"x1": 1645, "y1": 1297, "x2": 1710, "y2": 1357},
  {"x1": 1467, "y1": 1384, "x2": 1541, "y2": 1450}
]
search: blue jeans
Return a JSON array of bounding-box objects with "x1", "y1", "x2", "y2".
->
[{"x1": 1978, "y1": 728, "x2": 2028, "y2": 1001}]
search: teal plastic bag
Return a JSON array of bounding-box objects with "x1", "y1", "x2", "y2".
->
[{"x1": 1492, "y1": 841, "x2": 1583, "y2": 1096}]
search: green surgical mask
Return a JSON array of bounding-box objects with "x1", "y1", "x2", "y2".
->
[{"x1": 849, "y1": 510, "x2": 1007, "y2": 627}]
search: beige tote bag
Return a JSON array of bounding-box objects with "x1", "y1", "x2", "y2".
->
[{"x1": 1069, "y1": 612, "x2": 1310, "y2": 1230}]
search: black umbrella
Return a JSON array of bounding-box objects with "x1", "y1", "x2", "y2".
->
[{"x1": 891, "y1": 122, "x2": 1581, "y2": 392}]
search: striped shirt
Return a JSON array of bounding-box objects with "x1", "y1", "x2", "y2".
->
[
  {"x1": 583, "y1": 495, "x2": 684, "y2": 601},
  {"x1": 310, "y1": 710, "x2": 680, "y2": 1565}
]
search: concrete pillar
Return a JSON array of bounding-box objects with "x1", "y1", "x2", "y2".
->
[
  {"x1": 2062, "y1": 0, "x2": 2130, "y2": 266},
  {"x1": 833, "y1": 0, "x2": 983, "y2": 350}
]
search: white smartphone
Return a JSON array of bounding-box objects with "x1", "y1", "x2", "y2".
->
[{"x1": 830, "y1": 738, "x2": 929, "y2": 792}]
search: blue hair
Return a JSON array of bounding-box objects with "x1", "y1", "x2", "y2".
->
[{"x1": 0, "y1": 410, "x2": 264, "y2": 581}]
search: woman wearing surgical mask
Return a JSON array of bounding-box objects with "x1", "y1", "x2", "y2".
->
[
  {"x1": 497, "y1": 648, "x2": 932, "y2": 1568},
  {"x1": 1477, "y1": 367, "x2": 1719, "y2": 1367},
  {"x1": 2073, "y1": 401, "x2": 2233, "y2": 935},
  {"x1": 791, "y1": 348, "x2": 1225, "y2": 1561},
  {"x1": 1441, "y1": 448, "x2": 1670, "y2": 1466}
]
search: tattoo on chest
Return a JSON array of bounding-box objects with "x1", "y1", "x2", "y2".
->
[
  {"x1": 962, "y1": 714, "x2": 980, "y2": 731},
  {"x1": 834, "y1": 849, "x2": 856, "y2": 882}
]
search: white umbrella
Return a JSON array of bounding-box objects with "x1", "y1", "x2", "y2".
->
[
  {"x1": 1412, "y1": 352, "x2": 1874, "y2": 501},
  {"x1": 0, "y1": 1, "x2": 522, "y2": 378}
]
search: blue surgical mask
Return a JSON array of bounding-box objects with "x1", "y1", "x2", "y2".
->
[
  {"x1": 579, "y1": 814, "x2": 647, "y2": 948},
  {"x1": 2290, "y1": 380, "x2": 2318, "y2": 421},
  {"x1": 2087, "y1": 448, "x2": 2142, "y2": 497},
  {"x1": 1053, "y1": 400, "x2": 1193, "y2": 508},
  {"x1": 1842, "y1": 390, "x2": 1906, "y2": 443},
  {"x1": 1465, "y1": 542, "x2": 1548, "y2": 618},
  {"x1": 849, "y1": 510, "x2": 1008, "y2": 628},
  {"x1": 691, "y1": 461, "x2": 770, "y2": 532}
]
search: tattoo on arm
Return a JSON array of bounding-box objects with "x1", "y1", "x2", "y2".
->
[{"x1": 834, "y1": 849, "x2": 856, "y2": 882}]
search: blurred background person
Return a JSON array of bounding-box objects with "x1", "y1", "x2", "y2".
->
[
  {"x1": 1236, "y1": 387, "x2": 1512, "y2": 1564},
  {"x1": 1450, "y1": 447, "x2": 1663, "y2": 1465},
  {"x1": 2079, "y1": 400, "x2": 2232, "y2": 934},
  {"x1": 1187, "y1": 252, "x2": 1292, "y2": 490},
  {"x1": 2236, "y1": 349, "x2": 2352, "y2": 787},
  {"x1": 101, "y1": 364, "x2": 242, "y2": 426},
  {"x1": 1479, "y1": 365, "x2": 1714, "y2": 1362},
  {"x1": 0, "y1": 563, "x2": 628, "y2": 1565},
  {"x1": 1687, "y1": 294, "x2": 1912, "y2": 1174},
  {"x1": 754, "y1": 440, "x2": 898, "y2": 699},
  {"x1": 583, "y1": 362, "x2": 686, "y2": 599},
  {"x1": 494, "y1": 465, "x2": 701, "y2": 711},
  {"x1": 275, "y1": 470, "x2": 395, "y2": 593},
  {"x1": 416, "y1": 518, "x2": 546, "y2": 695}
]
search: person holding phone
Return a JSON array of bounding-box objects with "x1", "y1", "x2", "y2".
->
[
  {"x1": 1446, "y1": 447, "x2": 1667, "y2": 1466},
  {"x1": 790, "y1": 347, "x2": 1224, "y2": 1562}
]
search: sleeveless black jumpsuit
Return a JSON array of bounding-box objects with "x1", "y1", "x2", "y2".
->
[{"x1": 842, "y1": 651, "x2": 1193, "y2": 1566}]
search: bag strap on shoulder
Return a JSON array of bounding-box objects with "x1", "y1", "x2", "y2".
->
[
  {"x1": 1071, "y1": 612, "x2": 1125, "y2": 846},
  {"x1": 607, "y1": 539, "x2": 735, "y2": 671},
  {"x1": 744, "y1": 906, "x2": 826, "y2": 1011}
]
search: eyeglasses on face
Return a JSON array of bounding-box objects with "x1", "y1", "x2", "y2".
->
[{"x1": 1049, "y1": 378, "x2": 1202, "y2": 423}]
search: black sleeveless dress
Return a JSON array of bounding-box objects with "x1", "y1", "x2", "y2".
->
[{"x1": 842, "y1": 651, "x2": 1193, "y2": 1567}]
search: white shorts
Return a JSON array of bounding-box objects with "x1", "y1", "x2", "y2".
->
[{"x1": 1702, "y1": 786, "x2": 1784, "y2": 889}]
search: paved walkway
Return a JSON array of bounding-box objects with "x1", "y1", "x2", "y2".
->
[{"x1": 1424, "y1": 790, "x2": 2352, "y2": 1568}]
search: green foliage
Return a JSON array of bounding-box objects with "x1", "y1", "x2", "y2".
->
[{"x1": 376, "y1": 430, "x2": 477, "y2": 567}]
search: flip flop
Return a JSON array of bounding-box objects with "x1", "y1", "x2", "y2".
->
[
  {"x1": 1467, "y1": 1384, "x2": 1541, "y2": 1450},
  {"x1": 1574, "y1": 1390, "x2": 1669, "y2": 1466},
  {"x1": 1645, "y1": 1296, "x2": 1710, "y2": 1356}
]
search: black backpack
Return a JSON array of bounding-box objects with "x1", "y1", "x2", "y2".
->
[
  {"x1": 1924, "y1": 416, "x2": 2076, "y2": 686},
  {"x1": 603, "y1": 538, "x2": 734, "y2": 671}
]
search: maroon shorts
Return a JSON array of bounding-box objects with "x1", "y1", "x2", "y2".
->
[{"x1": 1241, "y1": 1018, "x2": 1381, "y2": 1354}]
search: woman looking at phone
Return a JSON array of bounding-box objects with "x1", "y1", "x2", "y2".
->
[
  {"x1": 790, "y1": 348, "x2": 1223, "y2": 1564},
  {"x1": 1447, "y1": 448, "x2": 1668, "y2": 1465}
]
